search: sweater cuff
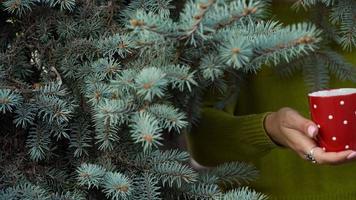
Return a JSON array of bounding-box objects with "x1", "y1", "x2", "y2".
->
[{"x1": 237, "y1": 111, "x2": 285, "y2": 153}]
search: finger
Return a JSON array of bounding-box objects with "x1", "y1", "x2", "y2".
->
[
  {"x1": 282, "y1": 127, "x2": 318, "y2": 156},
  {"x1": 284, "y1": 109, "x2": 318, "y2": 138},
  {"x1": 313, "y1": 148, "x2": 356, "y2": 165},
  {"x1": 286, "y1": 127, "x2": 356, "y2": 166}
]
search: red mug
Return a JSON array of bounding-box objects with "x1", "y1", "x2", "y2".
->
[{"x1": 308, "y1": 88, "x2": 356, "y2": 152}]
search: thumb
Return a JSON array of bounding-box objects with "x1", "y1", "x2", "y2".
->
[{"x1": 286, "y1": 110, "x2": 318, "y2": 139}]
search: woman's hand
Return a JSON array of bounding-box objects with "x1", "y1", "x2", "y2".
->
[{"x1": 264, "y1": 107, "x2": 356, "y2": 165}]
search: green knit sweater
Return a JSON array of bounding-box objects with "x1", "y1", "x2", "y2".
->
[{"x1": 185, "y1": 2, "x2": 356, "y2": 200}]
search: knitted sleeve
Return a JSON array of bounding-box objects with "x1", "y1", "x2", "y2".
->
[{"x1": 185, "y1": 107, "x2": 286, "y2": 167}]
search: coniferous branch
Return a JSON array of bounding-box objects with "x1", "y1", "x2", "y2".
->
[
  {"x1": 302, "y1": 56, "x2": 330, "y2": 92},
  {"x1": 94, "y1": 99, "x2": 129, "y2": 126},
  {"x1": 94, "y1": 119, "x2": 120, "y2": 151},
  {"x1": 0, "y1": 89, "x2": 23, "y2": 113},
  {"x1": 163, "y1": 64, "x2": 198, "y2": 92},
  {"x1": 248, "y1": 22, "x2": 322, "y2": 71},
  {"x1": 91, "y1": 58, "x2": 121, "y2": 80},
  {"x1": 25, "y1": 123, "x2": 51, "y2": 161},
  {"x1": 329, "y1": 1, "x2": 351, "y2": 25},
  {"x1": 127, "y1": 9, "x2": 177, "y2": 39},
  {"x1": 69, "y1": 120, "x2": 93, "y2": 158},
  {"x1": 133, "y1": 149, "x2": 190, "y2": 168},
  {"x1": 152, "y1": 161, "x2": 198, "y2": 187},
  {"x1": 132, "y1": 172, "x2": 161, "y2": 200},
  {"x1": 2, "y1": 0, "x2": 77, "y2": 17},
  {"x1": 37, "y1": 95, "x2": 73, "y2": 124},
  {"x1": 208, "y1": 162, "x2": 259, "y2": 187},
  {"x1": 50, "y1": 191, "x2": 86, "y2": 200},
  {"x1": 222, "y1": 186, "x2": 268, "y2": 200},
  {"x1": 2, "y1": 0, "x2": 34, "y2": 17},
  {"x1": 0, "y1": 182, "x2": 49, "y2": 200},
  {"x1": 135, "y1": 67, "x2": 168, "y2": 101},
  {"x1": 292, "y1": 0, "x2": 334, "y2": 10},
  {"x1": 37, "y1": 82, "x2": 68, "y2": 97},
  {"x1": 211, "y1": 0, "x2": 270, "y2": 30},
  {"x1": 150, "y1": 149, "x2": 190, "y2": 164},
  {"x1": 38, "y1": 167, "x2": 71, "y2": 192},
  {"x1": 310, "y1": 5, "x2": 339, "y2": 42},
  {"x1": 178, "y1": 0, "x2": 216, "y2": 43},
  {"x1": 218, "y1": 36, "x2": 254, "y2": 69},
  {"x1": 110, "y1": 70, "x2": 137, "y2": 96},
  {"x1": 293, "y1": 0, "x2": 356, "y2": 51},
  {"x1": 177, "y1": 170, "x2": 222, "y2": 199},
  {"x1": 102, "y1": 172, "x2": 133, "y2": 200},
  {"x1": 96, "y1": 33, "x2": 137, "y2": 58},
  {"x1": 50, "y1": 122, "x2": 70, "y2": 140},
  {"x1": 85, "y1": 82, "x2": 113, "y2": 105},
  {"x1": 321, "y1": 50, "x2": 356, "y2": 82},
  {"x1": 1, "y1": 0, "x2": 354, "y2": 199},
  {"x1": 0, "y1": 167, "x2": 87, "y2": 199},
  {"x1": 199, "y1": 54, "x2": 226, "y2": 82},
  {"x1": 130, "y1": 112, "x2": 163, "y2": 153},
  {"x1": 147, "y1": 104, "x2": 188, "y2": 133},
  {"x1": 13, "y1": 103, "x2": 37, "y2": 128},
  {"x1": 338, "y1": 7, "x2": 356, "y2": 51},
  {"x1": 181, "y1": 182, "x2": 222, "y2": 199},
  {"x1": 57, "y1": 19, "x2": 80, "y2": 41},
  {"x1": 123, "y1": 0, "x2": 174, "y2": 20},
  {"x1": 49, "y1": 0, "x2": 76, "y2": 11},
  {"x1": 274, "y1": 48, "x2": 356, "y2": 91},
  {"x1": 76, "y1": 163, "x2": 107, "y2": 189}
]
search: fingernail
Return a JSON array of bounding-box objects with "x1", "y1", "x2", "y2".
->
[
  {"x1": 347, "y1": 152, "x2": 356, "y2": 160},
  {"x1": 307, "y1": 125, "x2": 317, "y2": 138}
]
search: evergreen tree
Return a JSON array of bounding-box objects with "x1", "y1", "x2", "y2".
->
[
  {"x1": 274, "y1": 0, "x2": 356, "y2": 91},
  {"x1": 0, "y1": 0, "x2": 354, "y2": 199}
]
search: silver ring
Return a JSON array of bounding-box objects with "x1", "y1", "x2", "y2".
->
[{"x1": 305, "y1": 146, "x2": 318, "y2": 164}]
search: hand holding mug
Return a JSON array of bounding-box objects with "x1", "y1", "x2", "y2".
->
[{"x1": 264, "y1": 107, "x2": 356, "y2": 165}]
